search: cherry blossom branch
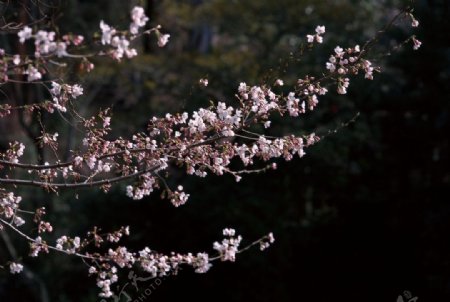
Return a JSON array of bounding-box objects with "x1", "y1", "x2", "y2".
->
[
  {"x1": 0, "y1": 134, "x2": 225, "y2": 170},
  {"x1": 1, "y1": 212, "x2": 274, "y2": 298},
  {"x1": 0, "y1": 3, "x2": 422, "y2": 299},
  {"x1": 0, "y1": 217, "x2": 97, "y2": 260},
  {"x1": 0, "y1": 165, "x2": 160, "y2": 188},
  {"x1": 0, "y1": 159, "x2": 73, "y2": 170},
  {"x1": 359, "y1": 6, "x2": 408, "y2": 57}
]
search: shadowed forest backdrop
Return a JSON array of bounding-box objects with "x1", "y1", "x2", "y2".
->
[{"x1": 0, "y1": 0, "x2": 449, "y2": 301}]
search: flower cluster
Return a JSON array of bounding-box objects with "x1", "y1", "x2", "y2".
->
[
  {"x1": 49, "y1": 81, "x2": 84, "y2": 112},
  {"x1": 324, "y1": 44, "x2": 379, "y2": 94},
  {"x1": 18, "y1": 26, "x2": 72, "y2": 58},
  {"x1": 100, "y1": 20, "x2": 138, "y2": 60},
  {"x1": 9, "y1": 262, "x2": 24, "y2": 274},
  {"x1": 213, "y1": 228, "x2": 242, "y2": 261},
  {"x1": 130, "y1": 6, "x2": 149, "y2": 35},
  {"x1": 24, "y1": 65, "x2": 42, "y2": 82},
  {"x1": 169, "y1": 185, "x2": 190, "y2": 207},
  {"x1": 95, "y1": 266, "x2": 118, "y2": 298},
  {"x1": 259, "y1": 232, "x2": 275, "y2": 251},
  {"x1": 0, "y1": 190, "x2": 23, "y2": 220},
  {"x1": 3, "y1": 141, "x2": 25, "y2": 164},
  {"x1": 78, "y1": 228, "x2": 268, "y2": 298},
  {"x1": 99, "y1": 6, "x2": 169, "y2": 60},
  {"x1": 307, "y1": 25, "x2": 325, "y2": 44},
  {"x1": 199, "y1": 78, "x2": 209, "y2": 87},
  {"x1": 55, "y1": 236, "x2": 81, "y2": 254},
  {"x1": 30, "y1": 236, "x2": 49, "y2": 257}
]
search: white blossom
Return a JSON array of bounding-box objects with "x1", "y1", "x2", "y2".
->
[
  {"x1": 412, "y1": 37, "x2": 422, "y2": 50},
  {"x1": 69, "y1": 84, "x2": 84, "y2": 98},
  {"x1": 315, "y1": 25, "x2": 325, "y2": 34},
  {"x1": 25, "y1": 65, "x2": 42, "y2": 82},
  {"x1": 223, "y1": 228, "x2": 236, "y2": 236},
  {"x1": 274, "y1": 79, "x2": 284, "y2": 86},
  {"x1": 130, "y1": 6, "x2": 149, "y2": 34},
  {"x1": 194, "y1": 253, "x2": 211, "y2": 273},
  {"x1": 100, "y1": 21, "x2": 116, "y2": 45},
  {"x1": 157, "y1": 34, "x2": 170, "y2": 47},
  {"x1": 9, "y1": 262, "x2": 24, "y2": 274},
  {"x1": 18, "y1": 26, "x2": 32, "y2": 43},
  {"x1": 13, "y1": 216, "x2": 25, "y2": 227},
  {"x1": 12, "y1": 55, "x2": 21, "y2": 65},
  {"x1": 55, "y1": 42, "x2": 67, "y2": 57}
]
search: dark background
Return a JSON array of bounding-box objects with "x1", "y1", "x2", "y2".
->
[{"x1": 0, "y1": 0, "x2": 449, "y2": 301}]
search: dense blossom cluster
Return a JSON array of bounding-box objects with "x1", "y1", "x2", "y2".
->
[
  {"x1": 0, "y1": 190, "x2": 23, "y2": 222},
  {"x1": 213, "y1": 228, "x2": 243, "y2": 261},
  {"x1": 18, "y1": 26, "x2": 69, "y2": 58},
  {"x1": 100, "y1": 7, "x2": 169, "y2": 61},
  {"x1": 0, "y1": 4, "x2": 421, "y2": 299},
  {"x1": 1, "y1": 5, "x2": 168, "y2": 88},
  {"x1": 84, "y1": 227, "x2": 262, "y2": 298}
]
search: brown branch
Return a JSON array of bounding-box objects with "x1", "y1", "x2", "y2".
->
[
  {"x1": 0, "y1": 159, "x2": 74, "y2": 170},
  {"x1": 0, "y1": 165, "x2": 160, "y2": 188},
  {"x1": 0, "y1": 217, "x2": 97, "y2": 261},
  {"x1": 359, "y1": 6, "x2": 411, "y2": 58}
]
